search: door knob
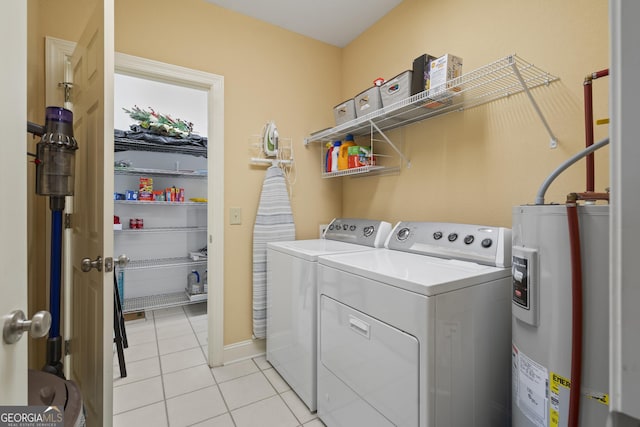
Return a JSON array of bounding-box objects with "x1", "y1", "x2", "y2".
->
[
  {"x1": 81, "y1": 255, "x2": 103, "y2": 272},
  {"x1": 115, "y1": 254, "x2": 130, "y2": 268},
  {"x1": 3, "y1": 310, "x2": 51, "y2": 344}
]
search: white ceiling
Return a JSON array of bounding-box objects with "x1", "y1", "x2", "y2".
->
[{"x1": 203, "y1": 0, "x2": 403, "y2": 47}]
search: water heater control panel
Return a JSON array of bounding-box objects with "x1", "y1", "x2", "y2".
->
[{"x1": 512, "y1": 246, "x2": 539, "y2": 326}]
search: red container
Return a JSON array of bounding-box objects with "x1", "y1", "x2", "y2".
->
[
  {"x1": 129, "y1": 218, "x2": 137, "y2": 229},
  {"x1": 136, "y1": 218, "x2": 144, "y2": 229}
]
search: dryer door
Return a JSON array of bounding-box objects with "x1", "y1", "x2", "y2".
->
[{"x1": 319, "y1": 295, "x2": 420, "y2": 427}]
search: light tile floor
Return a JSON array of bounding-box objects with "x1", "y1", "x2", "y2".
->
[{"x1": 113, "y1": 304, "x2": 325, "y2": 427}]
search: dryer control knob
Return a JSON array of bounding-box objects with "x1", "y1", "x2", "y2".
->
[
  {"x1": 464, "y1": 235, "x2": 475, "y2": 245},
  {"x1": 433, "y1": 231, "x2": 443, "y2": 240},
  {"x1": 397, "y1": 227, "x2": 410, "y2": 241},
  {"x1": 363, "y1": 226, "x2": 374, "y2": 237},
  {"x1": 481, "y1": 238, "x2": 493, "y2": 248},
  {"x1": 350, "y1": 225, "x2": 356, "y2": 231},
  {"x1": 448, "y1": 233, "x2": 458, "y2": 242}
]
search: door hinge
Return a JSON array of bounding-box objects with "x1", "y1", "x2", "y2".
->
[
  {"x1": 64, "y1": 213, "x2": 72, "y2": 229},
  {"x1": 58, "y1": 82, "x2": 73, "y2": 104},
  {"x1": 64, "y1": 339, "x2": 71, "y2": 356}
]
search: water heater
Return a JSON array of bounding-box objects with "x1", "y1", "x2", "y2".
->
[{"x1": 511, "y1": 204, "x2": 609, "y2": 427}]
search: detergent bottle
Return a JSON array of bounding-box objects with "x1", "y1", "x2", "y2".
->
[
  {"x1": 331, "y1": 141, "x2": 341, "y2": 172},
  {"x1": 326, "y1": 142, "x2": 335, "y2": 172},
  {"x1": 338, "y1": 134, "x2": 356, "y2": 170}
]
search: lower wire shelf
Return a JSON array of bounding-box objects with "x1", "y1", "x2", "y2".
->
[{"x1": 122, "y1": 291, "x2": 207, "y2": 313}]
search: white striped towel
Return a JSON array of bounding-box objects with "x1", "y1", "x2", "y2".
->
[{"x1": 252, "y1": 165, "x2": 295, "y2": 339}]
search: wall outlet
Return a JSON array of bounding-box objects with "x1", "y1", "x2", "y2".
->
[
  {"x1": 319, "y1": 224, "x2": 329, "y2": 238},
  {"x1": 230, "y1": 207, "x2": 242, "y2": 225}
]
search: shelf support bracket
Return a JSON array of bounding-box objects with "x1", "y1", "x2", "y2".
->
[
  {"x1": 510, "y1": 62, "x2": 558, "y2": 149},
  {"x1": 369, "y1": 120, "x2": 411, "y2": 168}
]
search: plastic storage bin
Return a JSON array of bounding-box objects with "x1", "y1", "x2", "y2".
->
[
  {"x1": 333, "y1": 99, "x2": 356, "y2": 126},
  {"x1": 380, "y1": 70, "x2": 412, "y2": 108},
  {"x1": 354, "y1": 86, "x2": 382, "y2": 117}
]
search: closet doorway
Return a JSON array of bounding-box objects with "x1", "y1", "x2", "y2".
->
[{"x1": 45, "y1": 40, "x2": 225, "y2": 369}]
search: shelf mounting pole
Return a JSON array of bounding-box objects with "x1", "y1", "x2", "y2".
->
[
  {"x1": 369, "y1": 120, "x2": 411, "y2": 168},
  {"x1": 510, "y1": 60, "x2": 558, "y2": 148}
]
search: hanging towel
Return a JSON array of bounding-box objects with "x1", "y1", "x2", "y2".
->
[{"x1": 252, "y1": 165, "x2": 295, "y2": 339}]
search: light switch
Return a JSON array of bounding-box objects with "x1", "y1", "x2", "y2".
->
[{"x1": 230, "y1": 207, "x2": 242, "y2": 225}]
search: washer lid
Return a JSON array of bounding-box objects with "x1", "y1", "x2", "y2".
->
[
  {"x1": 267, "y1": 239, "x2": 376, "y2": 261},
  {"x1": 318, "y1": 249, "x2": 510, "y2": 296}
]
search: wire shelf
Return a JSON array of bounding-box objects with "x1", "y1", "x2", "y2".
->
[
  {"x1": 305, "y1": 54, "x2": 559, "y2": 145},
  {"x1": 321, "y1": 165, "x2": 397, "y2": 178},
  {"x1": 115, "y1": 166, "x2": 208, "y2": 178},
  {"x1": 124, "y1": 257, "x2": 207, "y2": 270},
  {"x1": 115, "y1": 226, "x2": 207, "y2": 234},
  {"x1": 122, "y1": 291, "x2": 206, "y2": 313},
  {"x1": 114, "y1": 200, "x2": 207, "y2": 207}
]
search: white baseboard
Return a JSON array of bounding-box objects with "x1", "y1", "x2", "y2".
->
[{"x1": 223, "y1": 338, "x2": 265, "y2": 365}]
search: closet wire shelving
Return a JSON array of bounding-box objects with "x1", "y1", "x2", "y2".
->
[
  {"x1": 306, "y1": 54, "x2": 560, "y2": 178},
  {"x1": 119, "y1": 257, "x2": 208, "y2": 313}
]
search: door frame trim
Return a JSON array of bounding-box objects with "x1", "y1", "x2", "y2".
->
[
  {"x1": 45, "y1": 39, "x2": 225, "y2": 367},
  {"x1": 113, "y1": 52, "x2": 225, "y2": 367}
]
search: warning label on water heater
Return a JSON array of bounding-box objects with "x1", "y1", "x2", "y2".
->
[
  {"x1": 549, "y1": 371, "x2": 570, "y2": 427},
  {"x1": 513, "y1": 344, "x2": 548, "y2": 427}
]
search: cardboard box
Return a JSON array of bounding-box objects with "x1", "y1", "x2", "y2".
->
[
  {"x1": 411, "y1": 54, "x2": 437, "y2": 95},
  {"x1": 139, "y1": 177, "x2": 153, "y2": 193},
  {"x1": 429, "y1": 54, "x2": 463, "y2": 94}
]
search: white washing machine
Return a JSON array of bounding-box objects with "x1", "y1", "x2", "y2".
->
[
  {"x1": 266, "y1": 218, "x2": 391, "y2": 411},
  {"x1": 317, "y1": 221, "x2": 513, "y2": 427}
]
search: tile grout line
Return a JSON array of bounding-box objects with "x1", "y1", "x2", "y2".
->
[{"x1": 153, "y1": 308, "x2": 172, "y2": 426}]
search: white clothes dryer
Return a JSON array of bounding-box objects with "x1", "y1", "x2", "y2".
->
[
  {"x1": 266, "y1": 218, "x2": 391, "y2": 411},
  {"x1": 317, "y1": 221, "x2": 513, "y2": 427}
]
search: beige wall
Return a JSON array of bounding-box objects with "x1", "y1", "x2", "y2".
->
[
  {"x1": 113, "y1": 0, "x2": 344, "y2": 344},
  {"x1": 341, "y1": 0, "x2": 610, "y2": 227},
  {"x1": 28, "y1": 0, "x2": 343, "y2": 347},
  {"x1": 26, "y1": 0, "x2": 609, "y2": 352}
]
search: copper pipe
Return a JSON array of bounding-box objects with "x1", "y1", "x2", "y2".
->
[
  {"x1": 592, "y1": 69, "x2": 609, "y2": 79},
  {"x1": 566, "y1": 194, "x2": 584, "y2": 427},
  {"x1": 583, "y1": 69, "x2": 609, "y2": 193},
  {"x1": 583, "y1": 80, "x2": 595, "y2": 192},
  {"x1": 573, "y1": 192, "x2": 610, "y2": 202}
]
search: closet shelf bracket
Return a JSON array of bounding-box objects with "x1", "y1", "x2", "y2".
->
[
  {"x1": 369, "y1": 120, "x2": 411, "y2": 169},
  {"x1": 510, "y1": 61, "x2": 558, "y2": 148}
]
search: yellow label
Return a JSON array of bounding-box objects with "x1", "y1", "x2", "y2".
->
[
  {"x1": 550, "y1": 371, "x2": 610, "y2": 427},
  {"x1": 550, "y1": 372, "x2": 570, "y2": 427}
]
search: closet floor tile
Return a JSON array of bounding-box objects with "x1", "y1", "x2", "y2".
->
[
  {"x1": 113, "y1": 356, "x2": 161, "y2": 387},
  {"x1": 231, "y1": 395, "x2": 299, "y2": 427},
  {"x1": 218, "y1": 371, "x2": 276, "y2": 410},
  {"x1": 252, "y1": 355, "x2": 271, "y2": 371},
  {"x1": 112, "y1": 402, "x2": 167, "y2": 427},
  {"x1": 120, "y1": 341, "x2": 158, "y2": 363},
  {"x1": 190, "y1": 412, "x2": 235, "y2": 427},
  {"x1": 281, "y1": 389, "x2": 317, "y2": 424},
  {"x1": 113, "y1": 377, "x2": 164, "y2": 415},
  {"x1": 165, "y1": 385, "x2": 227, "y2": 427},
  {"x1": 211, "y1": 359, "x2": 259, "y2": 384},
  {"x1": 160, "y1": 347, "x2": 206, "y2": 374},
  {"x1": 112, "y1": 306, "x2": 306, "y2": 427},
  {"x1": 157, "y1": 333, "x2": 199, "y2": 355},
  {"x1": 263, "y1": 368, "x2": 290, "y2": 393},
  {"x1": 163, "y1": 364, "x2": 216, "y2": 399}
]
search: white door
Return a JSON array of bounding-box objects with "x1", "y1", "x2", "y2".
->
[
  {"x1": 0, "y1": 0, "x2": 28, "y2": 405},
  {"x1": 68, "y1": 1, "x2": 114, "y2": 425}
]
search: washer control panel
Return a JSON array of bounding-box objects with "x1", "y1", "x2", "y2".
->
[
  {"x1": 324, "y1": 218, "x2": 392, "y2": 248},
  {"x1": 386, "y1": 221, "x2": 512, "y2": 267}
]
